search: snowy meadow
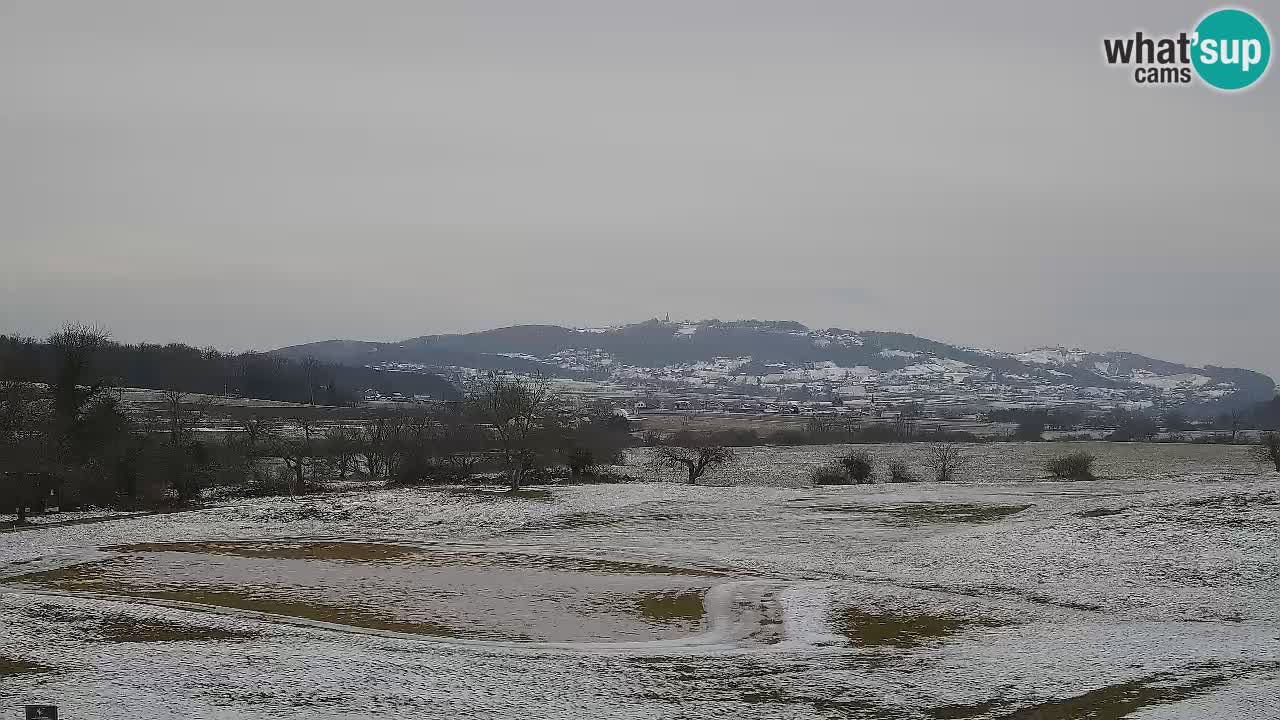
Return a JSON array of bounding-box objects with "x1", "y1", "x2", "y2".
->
[{"x1": 2, "y1": 442, "x2": 1278, "y2": 719}]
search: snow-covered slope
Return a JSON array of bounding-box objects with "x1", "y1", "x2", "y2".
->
[{"x1": 274, "y1": 320, "x2": 1275, "y2": 410}]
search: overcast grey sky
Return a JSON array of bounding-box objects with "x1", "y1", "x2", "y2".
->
[{"x1": 2, "y1": 1, "x2": 1277, "y2": 376}]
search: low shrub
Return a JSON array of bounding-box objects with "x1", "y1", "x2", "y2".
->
[
  {"x1": 390, "y1": 462, "x2": 471, "y2": 486},
  {"x1": 886, "y1": 461, "x2": 917, "y2": 483},
  {"x1": 760, "y1": 424, "x2": 988, "y2": 446},
  {"x1": 229, "y1": 469, "x2": 296, "y2": 498},
  {"x1": 766, "y1": 429, "x2": 811, "y2": 446},
  {"x1": 554, "y1": 470, "x2": 636, "y2": 485},
  {"x1": 811, "y1": 463, "x2": 851, "y2": 486},
  {"x1": 838, "y1": 451, "x2": 875, "y2": 484},
  {"x1": 916, "y1": 429, "x2": 983, "y2": 444},
  {"x1": 1045, "y1": 451, "x2": 1097, "y2": 481},
  {"x1": 711, "y1": 429, "x2": 762, "y2": 447}
]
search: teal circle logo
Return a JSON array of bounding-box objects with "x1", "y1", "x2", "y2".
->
[{"x1": 1192, "y1": 8, "x2": 1271, "y2": 90}]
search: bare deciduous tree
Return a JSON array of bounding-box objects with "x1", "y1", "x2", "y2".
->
[
  {"x1": 161, "y1": 390, "x2": 189, "y2": 446},
  {"x1": 358, "y1": 412, "x2": 404, "y2": 480},
  {"x1": 654, "y1": 438, "x2": 736, "y2": 485},
  {"x1": 48, "y1": 322, "x2": 112, "y2": 424},
  {"x1": 1226, "y1": 410, "x2": 1243, "y2": 443},
  {"x1": 432, "y1": 411, "x2": 487, "y2": 481},
  {"x1": 231, "y1": 416, "x2": 272, "y2": 486},
  {"x1": 924, "y1": 442, "x2": 967, "y2": 482},
  {"x1": 272, "y1": 417, "x2": 319, "y2": 494},
  {"x1": 466, "y1": 375, "x2": 559, "y2": 491},
  {"x1": 321, "y1": 425, "x2": 360, "y2": 480}
]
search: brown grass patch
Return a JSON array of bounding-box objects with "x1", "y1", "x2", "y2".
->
[
  {"x1": 836, "y1": 608, "x2": 1007, "y2": 648},
  {"x1": 124, "y1": 590, "x2": 461, "y2": 638},
  {"x1": 996, "y1": 667, "x2": 1231, "y2": 719},
  {"x1": 0, "y1": 657, "x2": 51, "y2": 676},
  {"x1": 633, "y1": 590, "x2": 706, "y2": 623},
  {"x1": 813, "y1": 503, "x2": 1031, "y2": 525},
  {"x1": 110, "y1": 541, "x2": 424, "y2": 562},
  {"x1": 96, "y1": 617, "x2": 256, "y2": 643}
]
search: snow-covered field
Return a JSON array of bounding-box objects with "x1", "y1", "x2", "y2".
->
[{"x1": 2, "y1": 444, "x2": 1278, "y2": 719}]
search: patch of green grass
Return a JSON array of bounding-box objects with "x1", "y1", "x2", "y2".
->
[
  {"x1": 835, "y1": 607, "x2": 1007, "y2": 648},
  {"x1": 996, "y1": 667, "x2": 1230, "y2": 719},
  {"x1": 929, "y1": 664, "x2": 1264, "y2": 719},
  {"x1": 634, "y1": 590, "x2": 705, "y2": 623}
]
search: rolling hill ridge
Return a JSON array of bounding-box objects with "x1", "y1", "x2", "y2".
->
[{"x1": 273, "y1": 319, "x2": 1276, "y2": 411}]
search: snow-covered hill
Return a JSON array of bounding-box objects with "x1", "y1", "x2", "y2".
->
[{"x1": 274, "y1": 319, "x2": 1275, "y2": 411}]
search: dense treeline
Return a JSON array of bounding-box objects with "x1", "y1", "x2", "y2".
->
[
  {"x1": 670, "y1": 403, "x2": 1280, "y2": 448},
  {"x1": 0, "y1": 327, "x2": 631, "y2": 518},
  {"x1": 1, "y1": 324, "x2": 200, "y2": 518},
  {"x1": 985, "y1": 408, "x2": 1087, "y2": 432},
  {"x1": 640, "y1": 415, "x2": 982, "y2": 449},
  {"x1": 986, "y1": 401, "x2": 1280, "y2": 442},
  {"x1": 0, "y1": 332, "x2": 458, "y2": 405}
]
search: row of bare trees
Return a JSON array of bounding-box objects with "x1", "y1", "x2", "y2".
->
[
  {"x1": 462, "y1": 375, "x2": 633, "y2": 490},
  {"x1": 222, "y1": 412, "x2": 487, "y2": 495},
  {"x1": 214, "y1": 375, "x2": 634, "y2": 495}
]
